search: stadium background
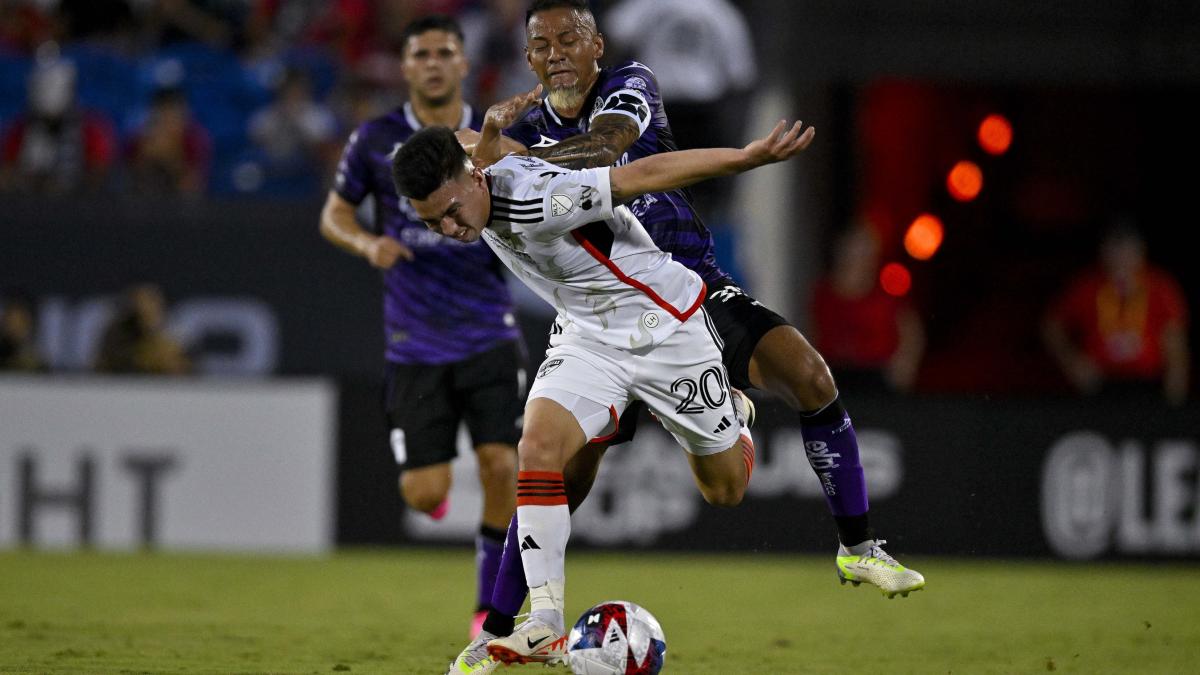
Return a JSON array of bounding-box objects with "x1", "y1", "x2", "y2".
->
[{"x1": 2, "y1": 1, "x2": 1200, "y2": 673}]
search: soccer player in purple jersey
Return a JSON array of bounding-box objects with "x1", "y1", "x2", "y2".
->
[
  {"x1": 448, "y1": 1, "x2": 926, "y2": 671},
  {"x1": 318, "y1": 15, "x2": 525, "y2": 640}
]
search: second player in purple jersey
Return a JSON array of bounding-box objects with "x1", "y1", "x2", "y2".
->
[
  {"x1": 503, "y1": 60, "x2": 729, "y2": 287},
  {"x1": 336, "y1": 102, "x2": 519, "y2": 365}
]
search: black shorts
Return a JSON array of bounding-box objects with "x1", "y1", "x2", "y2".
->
[
  {"x1": 607, "y1": 280, "x2": 789, "y2": 445},
  {"x1": 383, "y1": 340, "x2": 526, "y2": 471}
]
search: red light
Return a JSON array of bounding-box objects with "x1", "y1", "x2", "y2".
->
[
  {"x1": 904, "y1": 214, "x2": 944, "y2": 260},
  {"x1": 880, "y1": 262, "x2": 912, "y2": 297},
  {"x1": 978, "y1": 114, "x2": 1013, "y2": 155},
  {"x1": 947, "y1": 160, "x2": 983, "y2": 202}
]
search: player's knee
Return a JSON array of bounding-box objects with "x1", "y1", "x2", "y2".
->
[
  {"x1": 399, "y1": 474, "x2": 449, "y2": 513},
  {"x1": 782, "y1": 352, "x2": 837, "y2": 410},
  {"x1": 476, "y1": 444, "x2": 518, "y2": 487},
  {"x1": 516, "y1": 433, "x2": 566, "y2": 471},
  {"x1": 700, "y1": 481, "x2": 745, "y2": 508}
]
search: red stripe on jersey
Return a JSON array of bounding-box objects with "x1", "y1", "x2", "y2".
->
[
  {"x1": 589, "y1": 405, "x2": 621, "y2": 444},
  {"x1": 571, "y1": 229, "x2": 706, "y2": 323}
]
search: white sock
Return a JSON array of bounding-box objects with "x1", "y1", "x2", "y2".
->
[{"x1": 517, "y1": 502, "x2": 569, "y2": 628}]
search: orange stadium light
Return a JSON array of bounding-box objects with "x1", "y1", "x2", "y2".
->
[
  {"x1": 946, "y1": 160, "x2": 983, "y2": 202},
  {"x1": 904, "y1": 213, "x2": 944, "y2": 260},
  {"x1": 978, "y1": 114, "x2": 1013, "y2": 155},
  {"x1": 880, "y1": 262, "x2": 912, "y2": 297}
]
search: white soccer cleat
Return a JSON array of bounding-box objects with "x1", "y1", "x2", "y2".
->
[
  {"x1": 446, "y1": 631, "x2": 500, "y2": 674},
  {"x1": 486, "y1": 615, "x2": 568, "y2": 665},
  {"x1": 836, "y1": 539, "x2": 925, "y2": 598}
]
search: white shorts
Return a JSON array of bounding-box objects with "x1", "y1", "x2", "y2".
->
[{"x1": 528, "y1": 308, "x2": 742, "y2": 455}]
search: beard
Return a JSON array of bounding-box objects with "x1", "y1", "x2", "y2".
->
[{"x1": 547, "y1": 83, "x2": 586, "y2": 113}]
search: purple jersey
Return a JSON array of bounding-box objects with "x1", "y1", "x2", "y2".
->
[
  {"x1": 335, "y1": 102, "x2": 519, "y2": 365},
  {"x1": 504, "y1": 61, "x2": 729, "y2": 285}
]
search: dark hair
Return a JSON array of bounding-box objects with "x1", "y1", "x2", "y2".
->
[
  {"x1": 391, "y1": 126, "x2": 469, "y2": 200},
  {"x1": 526, "y1": 0, "x2": 593, "y2": 25},
  {"x1": 400, "y1": 14, "x2": 465, "y2": 49}
]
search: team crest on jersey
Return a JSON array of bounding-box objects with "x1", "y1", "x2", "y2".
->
[
  {"x1": 537, "y1": 358, "x2": 564, "y2": 378},
  {"x1": 623, "y1": 76, "x2": 648, "y2": 91},
  {"x1": 551, "y1": 193, "x2": 575, "y2": 216}
]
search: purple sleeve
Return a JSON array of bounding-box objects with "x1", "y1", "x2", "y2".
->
[
  {"x1": 333, "y1": 124, "x2": 371, "y2": 204},
  {"x1": 590, "y1": 62, "x2": 659, "y2": 136},
  {"x1": 502, "y1": 114, "x2": 541, "y2": 148}
]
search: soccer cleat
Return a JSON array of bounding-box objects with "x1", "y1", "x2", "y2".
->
[
  {"x1": 446, "y1": 631, "x2": 500, "y2": 674},
  {"x1": 486, "y1": 615, "x2": 568, "y2": 665},
  {"x1": 731, "y1": 388, "x2": 756, "y2": 428},
  {"x1": 836, "y1": 539, "x2": 925, "y2": 598}
]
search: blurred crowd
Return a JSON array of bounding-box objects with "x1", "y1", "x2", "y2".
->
[{"x1": 0, "y1": 0, "x2": 556, "y2": 197}]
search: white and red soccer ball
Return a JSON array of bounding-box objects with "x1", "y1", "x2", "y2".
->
[{"x1": 566, "y1": 600, "x2": 666, "y2": 674}]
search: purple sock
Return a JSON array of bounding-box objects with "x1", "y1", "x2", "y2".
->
[
  {"x1": 799, "y1": 397, "x2": 869, "y2": 518},
  {"x1": 490, "y1": 514, "x2": 528, "y2": 617},
  {"x1": 476, "y1": 526, "x2": 506, "y2": 611}
]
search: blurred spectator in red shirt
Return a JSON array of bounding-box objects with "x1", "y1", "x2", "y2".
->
[
  {"x1": 0, "y1": 0, "x2": 55, "y2": 54},
  {"x1": 127, "y1": 87, "x2": 211, "y2": 195},
  {"x1": 811, "y1": 222, "x2": 926, "y2": 394},
  {"x1": 1043, "y1": 222, "x2": 1190, "y2": 406},
  {"x1": 1, "y1": 52, "x2": 118, "y2": 194}
]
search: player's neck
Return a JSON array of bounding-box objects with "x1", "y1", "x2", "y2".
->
[{"x1": 410, "y1": 95, "x2": 465, "y2": 129}]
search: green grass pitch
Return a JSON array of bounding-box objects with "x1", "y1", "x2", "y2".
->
[{"x1": 2, "y1": 549, "x2": 1198, "y2": 674}]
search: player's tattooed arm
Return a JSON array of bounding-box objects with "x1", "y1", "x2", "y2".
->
[{"x1": 527, "y1": 114, "x2": 641, "y2": 170}]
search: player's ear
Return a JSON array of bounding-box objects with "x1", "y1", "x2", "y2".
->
[{"x1": 593, "y1": 32, "x2": 605, "y2": 60}]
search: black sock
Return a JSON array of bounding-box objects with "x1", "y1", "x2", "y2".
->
[
  {"x1": 482, "y1": 609, "x2": 515, "y2": 637},
  {"x1": 834, "y1": 513, "x2": 872, "y2": 548},
  {"x1": 479, "y1": 524, "x2": 507, "y2": 543}
]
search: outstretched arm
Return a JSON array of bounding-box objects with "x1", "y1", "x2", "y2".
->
[{"x1": 609, "y1": 120, "x2": 816, "y2": 203}]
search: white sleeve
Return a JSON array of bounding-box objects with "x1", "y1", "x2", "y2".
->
[{"x1": 531, "y1": 166, "x2": 615, "y2": 240}]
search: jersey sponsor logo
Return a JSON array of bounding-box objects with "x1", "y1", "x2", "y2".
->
[
  {"x1": 550, "y1": 193, "x2": 575, "y2": 216},
  {"x1": 531, "y1": 134, "x2": 559, "y2": 148},
  {"x1": 641, "y1": 312, "x2": 660, "y2": 329},
  {"x1": 805, "y1": 441, "x2": 842, "y2": 470},
  {"x1": 520, "y1": 534, "x2": 541, "y2": 551},
  {"x1": 537, "y1": 357, "x2": 564, "y2": 378},
  {"x1": 623, "y1": 76, "x2": 649, "y2": 91},
  {"x1": 578, "y1": 185, "x2": 597, "y2": 210}
]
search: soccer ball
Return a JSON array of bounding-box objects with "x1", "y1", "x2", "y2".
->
[{"x1": 566, "y1": 600, "x2": 666, "y2": 674}]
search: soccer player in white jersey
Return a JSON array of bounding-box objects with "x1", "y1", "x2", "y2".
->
[{"x1": 392, "y1": 97, "x2": 815, "y2": 668}]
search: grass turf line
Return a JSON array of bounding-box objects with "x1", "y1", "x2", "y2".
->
[{"x1": 1, "y1": 549, "x2": 1199, "y2": 674}]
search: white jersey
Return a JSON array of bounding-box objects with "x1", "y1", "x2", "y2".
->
[{"x1": 482, "y1": 154, "x2": 706, "y2": 350}]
